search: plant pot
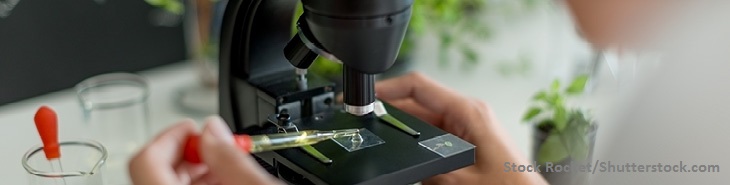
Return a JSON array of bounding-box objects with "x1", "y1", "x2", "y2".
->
[{"x1": 533, "y1": 124, "x2": 598, "y2": 185}]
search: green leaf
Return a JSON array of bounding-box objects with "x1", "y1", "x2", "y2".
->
[
  {"x1": 146, "y1": 0, "x2": 183, "y2": 15},
  {"x1": 398, "y1": 36, "x2": 414, "y2": 58},
  {"x1": 553, "y1": 106, "x2": 567, "y2": 131},
  {"x1": 408, "y1": 3, "x2": 427, "y2": 36},
  {"x1": 522, "y1": 107, "x2": 542, "y2": 122},
  {"x1": 145, "y1": 0, "x2": 166, "y2": 6},
  {"x1": 563, "y1": 124, "x2": 589, "y2": 161},
  {"x1": 562, "y1": 111, "x2": 592, "y2": 161},
  {"x1": 439, "y1": 32, "x2": 454, "y2": 48},
  {"x1": 291, "y1": 2, "x2": 304, "y2": 36},
  {"x1": 550, "y1": 79, "x2": 560, "y2": 93},
  {"x1": 160, "y1": 0, "x2": 184, "y2": 15},
  {"x1": 532, "y1": 91, "x2": 547, "y2": 102},
  {"x1": 569, "y1": 111, "x2": 590, "y2": 130},
  {"x1": 545, "y1": 93, "x2": 563, "y2": 109},
  {"x1": 565, "y1": 75, "x2": 589, "y2": 95},
  {"x1": 310, "y1": 57, "x2": 343, "y2": 78},
  {"x1": 462, "y1": 46, "x2": 478, "y2": 65},
  {"x1": 538, "y1": 132, "x2": 570, "y2": 164}
]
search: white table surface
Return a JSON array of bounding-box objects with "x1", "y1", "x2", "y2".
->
[{"x1": 0, "y1": 4, "x2": 623, "y2": 184}]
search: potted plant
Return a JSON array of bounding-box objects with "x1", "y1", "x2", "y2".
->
[{"x1": 522, "y1": 75, "x2": 597, "y2": 185}]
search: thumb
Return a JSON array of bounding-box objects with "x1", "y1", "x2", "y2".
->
[{"x1": 199, "y1": 116, "x2": 282, "y2": 185}]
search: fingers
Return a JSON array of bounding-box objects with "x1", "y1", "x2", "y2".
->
[
  {"x1": 376, "y1": 73, "x2": 495, "y2": 141},
  {"x1": 422, "y1": 168, "x2": 481, "y2": 185},
  {"x1": 190, "y1": 173, "x2": 220, "y2": 185},
  {"x1": 375, "y1": 72, "x2": 465, "y2": 115},
  {"x1": 147, "y1": 119, "x2": 199, "y2": 164},
  {"x1": 174, "y1": 163, "x2": 209, "y2": 184},
  {"x1": 199, "y1": 116, "x2": 282, "y2": 185},
  {"x1": 129, "y1": 120, "x2": 199, "y2": 185},
  {"x1": 388, "y1": 99, "x2": 443, "y2": 126}
]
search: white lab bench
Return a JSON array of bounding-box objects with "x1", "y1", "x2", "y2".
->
[{"x1": 0, "y1": 4, "x2": 621, "y2": 184}]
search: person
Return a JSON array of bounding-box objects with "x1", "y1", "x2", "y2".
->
[
  {"x1": 132, "y1": 0, "x2": 730, "y2": 184},
  {"x1": 575, "y1": 1, "x2": 730, "y2": 185},
  {"x1": 128, "y1": 73, "x2": 548, "y2": 184}
]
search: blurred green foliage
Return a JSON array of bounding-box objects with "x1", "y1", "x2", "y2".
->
[
  {"x1": 147, "y1": 0, "x2": 541, "y2": 77},
  {"x1": 309, "y1": 0, "x2": 501, "y2": 77},
  {"x1": 412, "y1": 0, "x2": 539, "y2": 68},
  {"x1": 522, "y1": 75, "x2": 593, "y2": 164},
  {"x1": 496, "y1": 53, "x2": 533, "y2": 77},
  {"x1": 145, "y1": 0, "x2": 184, "y2": 15}
]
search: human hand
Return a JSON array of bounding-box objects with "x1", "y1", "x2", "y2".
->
[
  {"x1": 128, "y1": 119, "x2": 209, "y2": 184},
  {"x1": 375, "y1": 72, "x2": 547, "y2": 185},
  {"x1": 129, "y1": 117, "x2": 283, "y2": 185}
]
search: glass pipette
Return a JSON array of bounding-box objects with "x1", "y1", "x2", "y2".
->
[{"x1": 183, "y1": 129, "x2": 360, "y2": 163}]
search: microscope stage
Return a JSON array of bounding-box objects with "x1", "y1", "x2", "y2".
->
[{"x1": 261, "y1": 102, "x2": 476, "y2": 185}]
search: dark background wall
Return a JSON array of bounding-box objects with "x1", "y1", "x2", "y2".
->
[{"x1": 0, "y1": 0, "x2": 186, "y2": 105}]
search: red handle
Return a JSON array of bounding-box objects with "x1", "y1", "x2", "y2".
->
[
  {"x1": 183, "y1": 134, "x2": 252, "y2": 164},
  {"x1": 34, "y1": 106, "x2": 60, "y2": 159}
]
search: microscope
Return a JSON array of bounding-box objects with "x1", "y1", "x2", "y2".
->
[{"x1": 218, "y1": 0, "x2": 475, "y2": 184}]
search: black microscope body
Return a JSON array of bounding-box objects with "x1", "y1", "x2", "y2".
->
[{"x1": 219, "y1": 0, "x2": 475, "y2": 184}]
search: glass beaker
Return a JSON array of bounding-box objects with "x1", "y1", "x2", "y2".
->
[
  {"x1": 76, "y1": 72, "x2": 150, "y2": 184},
  {"x1": 22, "y1": 140, "x2": 107, "y2": 185}
]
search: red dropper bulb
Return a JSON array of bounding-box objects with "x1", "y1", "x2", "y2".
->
[
  {"x1": 183, "y1": 134, "x2": 252, "y2": 164},
  {"x1": 34, "y1": 106, "x2": 60, "y2": 159}
]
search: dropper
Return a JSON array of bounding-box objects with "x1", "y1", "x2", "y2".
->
[
  {"x1": 183, "y1": 129, "x2": 360, "y2": 163},
  {"x1": 34, "y1": 106, "x2": 67, "y2": 185}
]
